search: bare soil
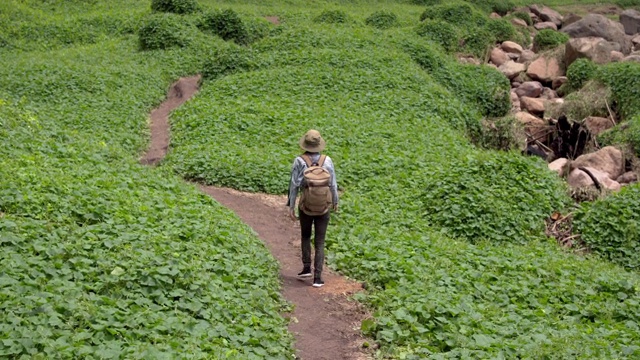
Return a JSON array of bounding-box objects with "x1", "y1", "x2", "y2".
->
[{"x1": 143, "y1": 76, "x2": 373, "y2": 360}]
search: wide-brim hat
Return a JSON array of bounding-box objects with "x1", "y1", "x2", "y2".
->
[{"x1": 299, "y1": 129, "x2": 326, "y2": 152}]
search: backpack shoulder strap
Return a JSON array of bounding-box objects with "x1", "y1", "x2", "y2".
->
[
  {"x1": 300, "y1": 154, "x2": 312, "y2": 167},
  {"x1": 317, "y1": 155, "x2": 327, "y2": 167}
]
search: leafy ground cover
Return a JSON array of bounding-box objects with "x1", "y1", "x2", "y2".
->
[
  {"x1": 164, "y1": 1, "x2": 640, "y2": 358},
  {"x1": 0, "y1": 1, "x2": 293, "y2": 357}
]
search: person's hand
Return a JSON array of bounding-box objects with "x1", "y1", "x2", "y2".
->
[
  {"x1": 289, "y1": 208, "x2": 297, "y2": 221},
  {"x1": 333, "y1": 203, "x2": 339, "y2": 213}
]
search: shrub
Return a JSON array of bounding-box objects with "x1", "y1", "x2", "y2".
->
[
  {"x1": 411, "y1": 0, "x2": 442, "y2": 5},
  {"x1": 415, "y1": 19, "x2": 459, "y2": 52},
  {"x1": 365, "y1": 10, "x2": 398, "y2": 30},
  {"x1": 150, "y1": 0, "x2": 199, "y2": 14},
  {"x1": 314, "y1": 9, "x2": 350, "y2": 24},
  {"x1": 599, "y1": 114, "x2": 640, "y2": 157},
  {"x1": 615, "y1": 0, "x2": 640, "y2": 8},
  {"x1": 597, "y1": 62, "x2": 640, "y2": 120},
  {"x1": 547, "y1": 80, "x2": 611, "y2": 121},
  {"x1": 574, "y1": 183, "x2": 640, "y2": 270},
  {"x1": 446, "y1": 63, "x2": 511, "y2": 118},
  {"x1": 464, "y1": 0, "x2": 515, "y2": 15},
  {"x1": 476, "y1": 116, "x2": 525, "y2": 151},
  {"x1": 511, "y1": 11, "x2": 533, "y2": 26},
  {"x1": 566, "y1": 58, "x2": 598, "y2": 91},
  {"x1": 202, "y1": 45, "x2": 257, "y2": 80},
  {"x1": 533, "y1": 29, "x2": 569, "y2": 52},
  {"x1": 485, "y1": 18, "x2": 517, "y2": 43},
  {"x1": 199, "y1": 9, "x2": 249, "y2": 45},
  {"x1": 420, "y1": 2, "x2": 487, "y2": 27},
  {"x1": 138, "y1": 14, "x2": 193, "y2": 50},
  {"x1": 423, "y1": 151, "x2": 570, "y2": 244},
  {"x1": 461, "y1": 27, "x2": 494, "y2": 58}
]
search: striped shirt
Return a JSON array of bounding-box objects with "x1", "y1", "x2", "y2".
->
[{"x1": 288, "y1": 153, "x2": 339, "y2": 210}]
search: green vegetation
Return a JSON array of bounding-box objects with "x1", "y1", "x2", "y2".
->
[
  {"x1": 615, "y1": 0, "x2": 640, "y2": 8},
  {"x1": 151, "y1": 0, "x2": 199, "y2": 14},
  {"x1": 566, "y1": 58, "x2": 598, "y2": 91},
  {"x1": 511, "y1": 11, "x2": 533, "y2": 25},
  {"x1": 366, "y1": 10, "x2": 399, "y2": 30},
  {"x1": 533, "y1": 29, "x2": 569, "y2": 52},
  {"x1": 416, "y1": 19, "x2": 459, "y2": 52},
  {"x1": 598, "y1": 62, "x2": 640, "y2": 121},
  {"x1": 138, "y1": 13, "x2": 195, "y2": 50},
  {"x1": 198, "y1": 8, "x2": 271, "y2": 45},
  {"x1": 2, "y1": 0, "x2": 640, "y2": 358}
]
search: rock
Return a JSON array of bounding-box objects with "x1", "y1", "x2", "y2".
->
[
  {"x1": 583, "y1": 116, "x2": 614, "y2": 136},
  {"x1": 541, "y1": 88, "x2": 558, "y2": 100},
  {"x1": 565, "y1": 37, "x2": 614, "y2": 66},
  {"x1": 517, "y1": 50, "x2": 536, "y2": 64},
  {"x1": 486, "y1": 63, "x2": 498, "y2": 69},
  {"x1": 611, "y1": 50, "x2": 624, "y2": 62},
  {"x1": 511, "y1": 18, "x2": 528, "y2": 27},
  {"x1": 499, "y1": 61, "x2": 527, "y2": 79},
  {"x1": 530, "y1": 13, "x2": 540, "y2": 24},
  {"x1": 527, "y1": 56, "x2": 562, "y2": 83},
  {"x1": 520, "y1": 96, "x2": 546, "y2": 115},
  {"x1": 511, "y1": 82, "x2": 521, "y2": 88},
  {"x1": 561, "y1": 14, "x2": 632, "y2": 54},
  {"x1": 490, "y1": 12, "x2": 501, "y2": 19},
  {"x1": 617, "y1": 171, "x2": 638, "y2": 184},
  {"x1": 510, "y1": 90, "x2": 521, "y2": 110},
  {"x1": 535, "y1": 21, "x2": 558, "y2": 31},
  {"x1": 502, "y1": 41, "x2": 524, "y2": 54},
  {"x1": 515, "y1": 111, "x2": 547, "y2": 138},
  {"x1": 563, "y1": 13, "x2": 582, "y2": 28},
  {"x1": 549, "y1": 158, "x2": 569, "y2": 176},
  {"x1": 633, "y1": 34, "x2": 640, "y2": 51},
  {"x1": 552, "y1": 76, "x2": 567, "y2": 89},
  {"x1": 529, "y1": 5, "x2": 563, "y2": 27},
  {"x1": 571, "y1": 146, "x2": 624, "y2": 180},
  {"x1": 623, "y1": 55, "x2": 640, "y2": 62},
  {"x1": 620, "y1": 9, "x2": 640, "y2": 35},
  {"x1": 568, "y1": 167, "x2": 621, "y2": 191},
  {"x1": 507, "y1": 52, "x2": 520, "y2": 60},
  {"x1": 515, "y1": 81, "x2": 544, "y2": 98},
  {"x1": 490, "y1": 47, "x2": 510, "y2": 67}
]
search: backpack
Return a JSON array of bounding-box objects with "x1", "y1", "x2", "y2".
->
[{"x1": 299, "y1": 154, "x2": 332, "y2": 216}]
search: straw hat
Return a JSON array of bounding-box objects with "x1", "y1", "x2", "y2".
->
[{"x1": 299, "y1": 129, "x2": 326, "y2": 152}]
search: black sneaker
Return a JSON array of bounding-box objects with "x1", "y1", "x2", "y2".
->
[
  {"x1": 297, "y1": 268, "x2": 312, "y2": 278},
  {"x1": 312, "y1": 278, "x2": 324, "y2": 288}
]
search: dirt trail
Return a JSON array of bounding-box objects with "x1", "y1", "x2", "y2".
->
[{"x1": 142, "y1": 76, "x2": 372, "y2": 360}]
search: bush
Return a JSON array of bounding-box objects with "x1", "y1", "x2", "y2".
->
[
  {"x1": 420, "y1": 2, "x2": 487, "y2": 27},
  {"x1": 411, "y1": 0, "x2": 442, "y2": 5},
  {"x1": 461, "y1": 27, "x2": 494, "y2": 58},
  {"x1": 199, "y1": 9, "x2": 249, "y2": 45},
  {"x1": 574, "y1": 183, "x2": 640, "y2": 270},
  {"x1": 476, "y1": 116, "x2": 525, "y2": 151},
  {"x1": 150, "y1": 0, "x2": 199, "y2": 14},
  {"x1": 314, "y1": 9, "x2": 350, "y2": 24},
  {"x1": 138, "y1": 14, "x2": 193, "y2": 50},
  {"x1": 615, "y1": 0, "x2": 640, "y2": 8},
  {"x1": 485, "y1": 18, "x2": 517, "y2": 43},
  {"x1": 597, "y1": 62, "x2": 640, "y2": 120},
  {"x1": 423, "y1": 151, "x2": 570, "y2": 244},
  {"x1": 202, "y1": 45, "x2": 258, "y2": 80},
  {"x1": 566, "y1": 58, "x2": 598, "y2": 91},
  {"x1": 365, "y1": 10, "x2": 398, "y2": 30},
  {"x1": 511, "y1": 11, "x2": 533, "y2": 26},
  {"x1": 547, "y1": 80, "x2": 612, "y2": 121},
  {"x1": 533, "y1": 29, "x2": 569, "y2": 52},
  {"x1": 415, "y1": 19, "x2": 459, "y2": 52},
  {"x1": 465, "y1": 0, "x2": 516, "y2": 15},
  {"x1": 446, "y1": 63, "x2": 511, "y2": 118},
  {"x1": 599, "y1": 114, "x2": 640, "y2": 157}
]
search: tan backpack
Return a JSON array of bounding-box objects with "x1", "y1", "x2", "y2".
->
[{"x1": 299, "y1": 154, "x2": 332, "y2": 216}]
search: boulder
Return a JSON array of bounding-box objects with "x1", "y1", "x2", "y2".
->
[
  {"x1": 568, "y1": 167, "x2": 621, "y2": 191},
  {"x1": 552, "y1": 76, "x2": 567, "y2": 89},
  {"x1": 617, "y1": 171, "x2": 638, "y2": 184},
  {"x1": 541, "y1": 88, "x2": 558, "y2": 100},
  {"x1": 502, "y1": 41, "x2": 524, "y2": 54},
  {"x1": 535, "y1": 21, "x2": 558, "y2": 31},
  {"x1": 515, "y1": 111, "x2": 547, "y2": 138},
  {"x1": 520, "y1": 96, "x2": 546, "y2": 115},
  {"x1": 490, "y1": 47, "x2": 510, "y2": 66},
  {"x1": 633, "y1": 34, "x2": 640, "y2": 51},
  {"x1": 499, "y1": 61, "x2": 527, "y2": 79},
  {"x1": 515, "y1": 81, "x2": 544, "y2": 98},
  {"x1": 517, "y1": 50, "x2": 536, "y2": 64},
  {"x1": 549, "y1": 158, "x2": 569, "y2": 176},
  {"x1": 620, "y1": 9, "x2": 640, "y2": 35},
  {"x1": 561, "y1": 14, "x2": 632, "y2": 54},
  {"x1": 571, "y1": 146, "x2": 624, "y2": 180},
  {"x1": 527, "y1": 56, "x2": 562, "y2": 83},
  {"x1": 511, "y1": 18, "x2": 528, "y2": 27},
  {"x1": 611, "y1": 50, "x2": 624, "y2": 62},
  {"x1": 583, "y1": 116, "x2": 614, "y2": 136},
  {"x1": 529, "y1": 5, "x2": 563, "y2": 27},
  {"x1": 565, "y1": 37, "x2": 614, "y2": 66},
  {"x1": 507, "y1": 52, "x2": 520, "y2": 60},
  {"x1": 563, "y1": 13, "x2": 582, "y2": 28},
  {"x1": 623, "y1": 55, "x2": 640, "y2": 62},
  {"x1": 510, "y1": 90, "x2": 521, "y2": 110},
  {"x1": 531, "y1": 13, "x2": 540, "y2": 24}
]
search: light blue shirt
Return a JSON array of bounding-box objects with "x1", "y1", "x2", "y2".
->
[{"x1": 288, "y1": 153, "x2": 339, "y2": 210}]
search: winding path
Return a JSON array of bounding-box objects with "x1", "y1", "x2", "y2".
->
[{"x1": 140, "y1": 76, "x2": 372, "y2": 360}]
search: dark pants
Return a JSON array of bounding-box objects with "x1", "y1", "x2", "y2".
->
[{"x1": 299, "y1": 210, "x2": 330, "y2": 278}]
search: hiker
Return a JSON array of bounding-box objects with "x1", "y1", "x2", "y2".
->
[{"x1": 287, "y1": 129, "x2": 339, "y2": 288}]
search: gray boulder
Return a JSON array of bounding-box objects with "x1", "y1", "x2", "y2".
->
[
  {"x1": 529, "y1": 5, "x2": 563, "y2": 27},
  {"x1": 620, "y1": 9, "x2": 640, "y2": 35},
  {"x1": 515, "y1": 81, "x2": 544, "y2": 98},
  {"x1": 565, "y1": 37, "x2": 615, "y2": 66},
  {"x1": 561, "y1": 14, "x2": 632, "y2": 54},
  {"x1": 563, "y1": 13, "x2": 582, "y2": 28}
]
